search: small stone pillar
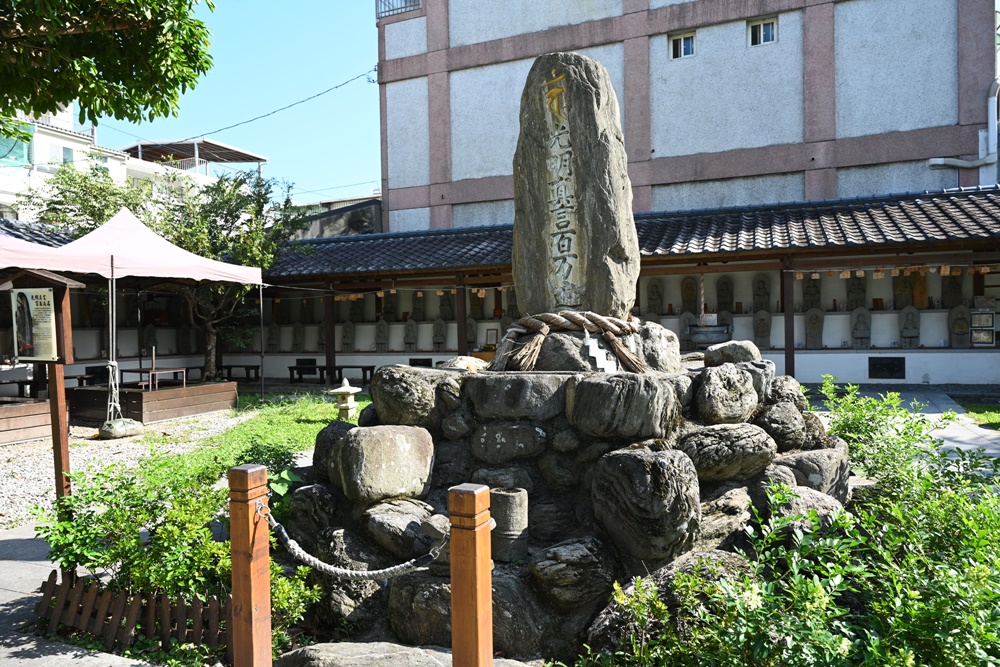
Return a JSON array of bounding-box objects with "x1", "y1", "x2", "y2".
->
[{"x1": 490, "y1": 487, "x2": 528, "y2": 562}]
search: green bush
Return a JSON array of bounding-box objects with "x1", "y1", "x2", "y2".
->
[{"x1": 564, "y1": 377, "x2": 1000, "y2": 667}]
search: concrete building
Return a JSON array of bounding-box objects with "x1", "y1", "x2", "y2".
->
[{"x1": 376, "y1": 0, "x2": 998, "y2": 232}]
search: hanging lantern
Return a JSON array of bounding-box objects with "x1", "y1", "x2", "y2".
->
[
  {"x1": 928, "y1": 267, "x2": 937, "y2": 274},
  {"x1": 390, "y1": 287, "x2": 397, "y2": 294},
  {"x1": 839, "y1": 270, "x2": 850, "y2": 279},
  {"x1": 873, "y1": 270, "x2": 885, "y2": 280},
  {"x1": 891, "y1": 268, "x2": 900, "y2": 277},
  {"x1": 810, "y1": 272, "x2": 820, "y2": 280},
  {"x1": 436, "y1": 289, "x2": 444, "y2": 296},
  {"x1": 451, "y1": 289, "x2": 457, "y2": 294},
  {"x1": 417, "y1": 290, "x2": 423, "y2": 298},
  {"x1": 940, "y1": 265, "x2": 950, "y2": 276},
  {"x1": 376, "y1": 290, "x2": 384, "y2": 298},
  {"x1": 794, "y1": 272, "x2": 804, "y2": 280},
  {"x1": 855, "y1": 270, "x2": 864, "y2": 278},
  {"x1": 826, "y1": 271, "x2": 835, "y2": 278}
]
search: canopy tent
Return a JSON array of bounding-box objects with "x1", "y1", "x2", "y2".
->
[{"x1": 0, "y1": 208, "x2": 265, "y2": 421}]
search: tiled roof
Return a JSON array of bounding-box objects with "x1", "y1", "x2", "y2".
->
[
  {"x1": 267, "y1": 188, "x2": 1000, "y2": 280},
  {"x1": 0, "y1": 219, "x2": 72, "y2": 246}
]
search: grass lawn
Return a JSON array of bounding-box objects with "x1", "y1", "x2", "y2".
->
[{"x1": 955, "y1": 400, "x2": 1000, "y2": 430}]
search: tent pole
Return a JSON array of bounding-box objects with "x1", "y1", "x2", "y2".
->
[{"x1": 259, "y1": 283, "x2": 264, "y2": 402}]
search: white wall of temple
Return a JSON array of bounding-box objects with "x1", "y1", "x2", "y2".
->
[
  {"x1": 385, "y1": 15, "x2": 427, "y2": 59},
  {"x1": 649, "y1": 12, "x2": 804, "y2": 158},
  {"x1": 836, "y1": 161, "x2": 959, "y2": 199},
  {"x1": 834, "y1": 0, "x2": 958, "y2": 139},
  {"x1": 388, "y1": 206, "x2": 432, "y2": 232},
  {"x1": 453, "y1": 200, "x2": 515, "y2": 227},
  {"x1": 386, "y1": 77, "x2": 430, "y2": 189},
  {"x1": 651, "y1": 173, "x2": 805, "y2": 211},
  {"x1": 448, "y1": 0, "x2": 622, "y2": 48}
]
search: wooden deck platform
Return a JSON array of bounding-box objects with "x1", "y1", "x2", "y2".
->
[
  {"x1": 68, "y1": 381, "x2": 238, "y2": 423},
  {"x1": 0, "y1": 397, "x2": 57, "y2": 445}
]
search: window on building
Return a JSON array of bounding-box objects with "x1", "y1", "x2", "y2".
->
[
  {"x1": 62, "y1": 146, "x2": 74, "y2": 164},
  {"x1": 670, "y1": 32, "x2": 696, "y2": 59},
  {"x1": 0, "y1": 137, "x2": 30, "y2": 165},
  {"x1": 749, "y1": 18, "x2": 777, "y2": 46}
]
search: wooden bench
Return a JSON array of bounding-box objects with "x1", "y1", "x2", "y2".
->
[
  {"x1": 220, "y1": 364, "x2": 260, "y2": 381},
  {"x1": 332, "y1": 365, "x2": 376, "y2": 385},
  {"x1": 288, "y1": 362, "x2": 327, "y2": 383},
  {"x1": 0, "y1": 379, "x2": 33, "y2": 397}
]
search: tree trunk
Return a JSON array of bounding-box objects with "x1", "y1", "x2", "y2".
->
[{"x1": 203, "y1": 325, "x2": 218, "y2": 380}]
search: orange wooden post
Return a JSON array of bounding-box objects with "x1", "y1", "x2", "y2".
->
[
  {"x1": 449, "y1": 483, "x2": 493, "y2": 667},
  {"x1": 228, "y1": 465, "x2": 271, "y2": 667}
]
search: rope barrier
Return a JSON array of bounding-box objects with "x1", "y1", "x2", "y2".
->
[
  {"x1": 256, "y1": 500, "x2": 448, "y2": 581},
  {"x1": 488, "y1": 310, "x2": 648, "y2": 374}
]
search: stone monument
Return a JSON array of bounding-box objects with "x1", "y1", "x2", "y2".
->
[
  {"x1": 942, "y1": 271, "x2": 964, "y2": 309},
  {"x1": 432, "y1": 317, "x2": 446, "y2": 352},
  {"x1": 802, "y1": 277, "x2": 821, "y2": 312},
  {"x1": 681, "y1": 277, "x2": 698, "y2": 316},
  {"x1": 299, "y1": 298, "x2": 314, "y2": 325},
  {"x1": 678, "y1": 311, "x2": 697, "y2": 352},
  {"x1": 716, "y1": 275, "x2": 733, "y2": 314},
  {"x1": 341, "y1": 319, "x2": 355, "y2": 353},
  {"x1": 375, "y1": 317, "x2": 389, "y2": 353},
  {"x1": 645, "y1": 280, "x2": 663, "y2": 318},
  {"x1": 142, "y1": 322, "x2": 157, "y2": 352},
  {"x1": 439, "y1": 293, "x2": 453, "y2": 321},
  {"x1": 411, "y1": 292, "x2": 426, "y2": 322},
  {"x1": 753, "y1": 274, "x2": 771, "y2": 313},
  {"x1": 404, "y1": 317, "x2": 418, "y2": 352},
  {"x1": 466, "y1": 316, "x2": 478, "y2": 350},
  {"x1": 317, "y1": 321, "x2": 326, "y2": 352},
  {"x1": 893, "y1": 274, "x2": 913, "y2": 310},
  {"x1": 948, "y1": 304, "x2": 971, "y2": 348},
  {"x1": 846, "y1": 276, "x2": 866, "y2": 311},
  {"x1": 469, "y1": 291, "x2": 484, "y2": 320},
  {"x1": 383, "y1": 292, "x2": 398, "y2": 323},
  {"x1": 512, "y1": 52, "x2": 640, "y2": 318},
  {"x1": 899, "y1": 306, "x2": 920, "y2": 349},
  {"x1": 349, "y1": 298, "x2": 365, "y2": 323},
  {"x1": 753, "y1": 310, "x2": 771, "y2": 349},
  {"x1": 851, "y1": 308, "x2": 871, "y2": 350},
  {"x1": 292, "y1": 321, "x2": 305, "y2": 353},
  {"x1": 804, "y1": 308, "x2": 824, "y2": 349},
  {"x1": 267, "y1": 320, "x2": 280, "y2": 353}
]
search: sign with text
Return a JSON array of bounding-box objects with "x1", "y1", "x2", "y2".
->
[{"x1": 11, "y1": 287, "x2": 58, "y2": 361}]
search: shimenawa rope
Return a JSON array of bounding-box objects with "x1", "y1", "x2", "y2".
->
[
  {"x1": 256, "y1": 500, "x2": 448, "y2": 581},
  {"x1": 488, "y1": 310, "x2": 648, "y2": 373}
]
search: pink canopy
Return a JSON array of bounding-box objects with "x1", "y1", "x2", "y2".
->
[
  {"x1": 55, "y1": 208, "x2": 262, "y2": 284},
  {"x1": 0, "y1": 234, "x2": 74, "y2": 272}
]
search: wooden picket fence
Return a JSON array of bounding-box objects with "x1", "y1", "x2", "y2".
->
[{"x1": 35, "y1": 569, "x2": 234, "y2": 662}]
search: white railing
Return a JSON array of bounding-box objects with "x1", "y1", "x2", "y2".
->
[{"x1": 376, "y1": 0, "x2": 421, "y2": 19}]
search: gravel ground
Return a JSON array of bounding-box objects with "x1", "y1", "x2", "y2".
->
[{"x1": 0, "y1": 408, "x2": 255, "y2": 530}]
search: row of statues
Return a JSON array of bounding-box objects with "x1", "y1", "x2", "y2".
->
[{"x1": 644, "y1": 271, "x2": 968, "y2": 317}]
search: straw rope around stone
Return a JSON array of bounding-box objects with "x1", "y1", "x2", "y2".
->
[{"x1": 488, "y1": 310, "x2": 648, "y2": 373}]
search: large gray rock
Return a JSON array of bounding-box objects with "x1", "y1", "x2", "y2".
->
[
  {"x1": 772, "y1": 486, "x2": 845, "y2": 533},
  {"x1": 313, "y1": 528, "x2": 395, "y2": 636},
  {"x1": 314, "y1": 421, "x2": 355, "y2": 485},
  {"x1": 388, "y1": 571, "x2": 550, "y2": 660},
  {"x1": 286, "y1": 484, "x2": 349, "y2": 554},
  {"x1": 663, "y1": 372, "x2": 694, "y2": 409},
  {"x1": 748, "y1": 464, "x2": 800, "y2": 519},
  {"x1": 470, "y1": 422, "x2": 548, "y2": 464},
  {"x1": 538, "y1": 451, "x2": 580, "y2": 494},
  {"x1": 338, "y1": 426, "x2": 435, "y2": 505},
  {"x1": 695, "y1": 365, "x2": 758, "y2": 425},
  {"x1": 363, "y1": 498, "x2": 436, "y2": 559},
  {"x1": 528, "y1": 537, "x2": 617, "y2": 609},
  {"x1": 369, "y1": 366, "x2": 464, "y2": 432},
  {"x1": 769, "y1": 375, "x2": 808, "y2": 411},
  {"x1": 694, "y1": 483, "x2": 753, "y2": 552},
  {"x1": 531, "y1": 332, "x2": 606, "y2": 372},
  {"x1": 591, "y1": 448, "x2": 700, "y2": 560},
  {"x1": 464, "y1": 372, "x2": 569, "y2": 421},
  {"x1": 588, "y1": 550, "x2": 754, "y2": 652},
  {"x1": 277, "y1": 643, "x2": 532, "y2": 667},
  {"x1": 636, "y1": 321, "x2": 682, "y2": 372},
  {"x1": 801, "y1": 411, "x2": 829, "y2": 450},
  {"x1": 470, "y1": 465, "x2": 535, "y2": 494},
  {"x1": 512, "y1": 52, "x2": 639, "y2": 318},
  {"x1": 529, "y1": 499, "x2": 581, "y2": 542},
  {"x1": 735, "y1": 359, "x2": 775, "y2": 403},
  {"x1": 676, "y1": 423, "x2": 777, "y2": 482},
  {"x1": 704, "y1": 340, "x2": 761, "y2": 366},
  {"x1": 773, "y1": 436, "x2": 850, "y2": 503},
  {"x1": 754, "y1": 401, "x2": 806, "y2": 452},
  {"x1": 567, "y1": 373, "x2": 679, "y2": 440},
  {"x1": 431, "y1": 440, "x2": 473, "y2": 488}
]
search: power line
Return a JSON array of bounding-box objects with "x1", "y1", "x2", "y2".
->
[
  {"x1": 180, "y1": 68, "x2": 377, "y2": 141},
  {"x1": 290, "y1": 180, "x2": 381, "y2": 198}
]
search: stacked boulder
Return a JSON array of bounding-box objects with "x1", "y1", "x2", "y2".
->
[{"x1": 288, "y1": 335, "x2": 848, "y2": 661}]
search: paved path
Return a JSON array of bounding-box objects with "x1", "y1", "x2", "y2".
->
[{"x1": 0, "y1": 389, "x2": 996, "y2": 665}]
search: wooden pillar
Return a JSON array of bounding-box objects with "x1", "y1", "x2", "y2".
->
[
  {"x1": 228, "y1": 465, "x2": 271, "y2": 667},
  {"x1": 782, "y1": 268, "x2": 796, "y2": 378},
  {"x1": 47, "y1": 362, "x2": 70, "y2": 500},
  {"x1": 449, "y1": 483, "x2": 492, "y2": 667},
  {"x1": 456, "y1": 281, "x2": 468, "y2": 356},
  {"x1": 324, "y1": 294, "x2": 337, "y2": 386}
]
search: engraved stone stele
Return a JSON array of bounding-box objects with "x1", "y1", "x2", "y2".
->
[
  {"x1": 678, "y1": 311, "x2": 697, "y2": 353},
  {"x1": 846, "y1": 276, "x2": 866, "y2": 311},
  {"x1": 948, "y1": 304, "x2": 971, "y2": 349},
  {"x1": 893, "y1": 275, "x2": 913, "y2": 310},
  {"x1": 716, "y1": 275, "x2": 734, "y2": 314},
  {"x1": 899, "y1": 306, "x2": 920, "y2": 349},
  {"x1": 753, "y1": 274, "x2": 771, "y2": 314},
  {"x1": 681, "y1": 277, "x2": 698, "y2": 316},
  {"x1": 512, "y1": 52, "x2": 640, "y2": 319},
  {"x1": 645, "y1": 280, "x2": 663, "y2": 317},
  {"x1": 942, "y1": 270, "x2": 964, "y2": 309},
  {"x1": 802, "y1": 277, "x2": 821, "y2": 312},
  {"x1": 804, "y1": 308, "x2": 824, "y2": 350},
  {"x1": 851, "y1": 307, "x2": 871, "y2": 350},
  {"x1": 753, "y1": 311, "x2": 771, "y2": 349}
]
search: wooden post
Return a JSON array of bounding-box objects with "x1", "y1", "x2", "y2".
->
[
  {"x1": 449, "y1": 483, "x2": 492, "y2": 667},
  {"x1": 324, "y1": 294, "x2": 337, "y2": 386},
  {"x1": 782, "y1": 268, "x2": 796, "y2": 378},
  {"x1": 47, "y1": 363, "x2": 70, "y2": 500},
  {"x1": 228, "y1": 465, "x2": 271, "y2": 667},
  {"x1": 456, "y1": 281, "x2": 468, "y2": 357}
]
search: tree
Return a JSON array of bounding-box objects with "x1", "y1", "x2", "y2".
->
[
  {"x1": 0, "y1": 0, "x2": 214, "y2": 140},
  {"x1": 20, "y1": 164, "x2": 306, "y2": 379}
]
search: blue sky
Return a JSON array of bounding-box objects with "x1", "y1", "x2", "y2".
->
[{"x1": 99, "y1": 1, "x2": 381, "y2": 205}]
